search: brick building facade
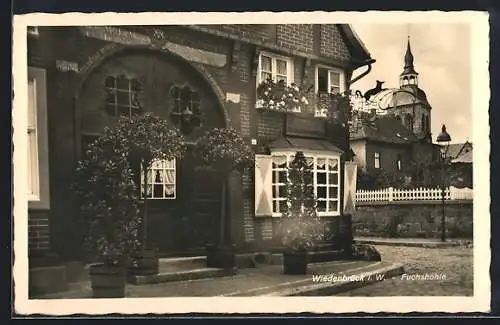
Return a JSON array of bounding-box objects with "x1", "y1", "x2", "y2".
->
[{"x1": 26, "y1": 24, "x2": 374, "y2": 262}]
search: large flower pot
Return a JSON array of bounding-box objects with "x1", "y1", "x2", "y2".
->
[
  {"x1": 283, "y1": 251, "x2": 308, "y2": 275},
  {"x1": 89, "y1": 263, "x2": 126, "y2": 298},
  {"x1": 128, "y1": 247, "x2": 159, "y2": 277},
  {"x1": 206, "y1": 244, "x2": 235, "y2": 269}
]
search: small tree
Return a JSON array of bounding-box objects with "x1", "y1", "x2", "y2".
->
[
  {"x1": 192, "y1": 128, "x2": 254, "y2": 245},
  {"x1": 276, "y1": 152, "x2": 324, "y2": 251},
  {"x1": 73, "y1": 113, "x2": 186, "y2": 264},
  {"x1": 73, "y1": 126, "x2": 141, "y2": 265},
  {"x1": 118, "y1": 113, "x2": 187, "y2": 247}
]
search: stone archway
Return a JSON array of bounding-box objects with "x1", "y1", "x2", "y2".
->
[{"x1": 75, "y1": 46, "x2": 228, "y2": 255}]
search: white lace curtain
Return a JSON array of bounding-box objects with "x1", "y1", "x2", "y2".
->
[
  {"x1": 141, "y1": 159, "x2": 175, "y2": 197},
  {"x1": 317, "y1": 158, "x2": 338, "y2": 170},
  {"x1": 272, "y1": 154, "x2": 337, "y2": 169}
]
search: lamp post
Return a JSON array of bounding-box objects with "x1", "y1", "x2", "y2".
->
[{"x1": 436, "y1": 124, "x2": 451, "y2": 242}]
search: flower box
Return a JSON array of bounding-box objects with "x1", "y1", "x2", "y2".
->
[{"x1": 256, "y1": 79, "x2": 309, "y2": 113}]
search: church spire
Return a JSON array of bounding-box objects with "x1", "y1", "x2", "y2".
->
[
  {"x1": 400, "y1": 36, "x2": 419, "y2": 87},
  {"x1": 402, "y1": 36, "x2": 418, "y2": 75}
]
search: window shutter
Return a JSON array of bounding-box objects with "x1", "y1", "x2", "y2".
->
[
  {"x1": 343, "y1": 162, "x2": 358, "y2": 214},
  {"x1": 255, "y1": 154, "x2": 273, "y2": 217}
]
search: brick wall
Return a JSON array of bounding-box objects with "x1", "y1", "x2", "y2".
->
[
  {"x1": 199, "y1": 25, "x2": 277, "y2": 44},
  {"x1": 238, "y1": 43, "x2": 253, "y2": 138},
  {"x1": 353, "y1": 201, "x2": 473, "y2": 238},
  {"x1": 255, "y1": 217, "x2": 274, "y2": 241},
  {"x1": 241, "y1": 171, "x2": 254, "y2": 242},
  {"x1": 193, "y1": 24, "x2": 352, "y2": 64},
  {"x1": 277, "y1": 24, "x2": 314, "y2": 54},
  {"x1": 28, "y1": 211, "x2": 50, "y2": 252},
  {"x1": 320, "y1": 25, "x2": 351, "y2": 61},
  {"x1": 257, "y1": 113, "x2": 285, "y2": 139}
]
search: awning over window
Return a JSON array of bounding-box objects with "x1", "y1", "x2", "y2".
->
[{"x1": 269, "y1": 136, "x2": 344, "y2": 153}]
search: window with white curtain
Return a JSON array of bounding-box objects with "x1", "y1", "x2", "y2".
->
[
  {"x1": 271, "y1": 152, "x2": 340, "y2": 216},
  {"x1": 141, "y1": 159, "x2": 176, "y2": 199},
  {"x1": 257, "y1": 52, "x2": 294, "y2": 86},
  {"x1": 27, "y1": 76, "x2": 40, "y2": 200}
]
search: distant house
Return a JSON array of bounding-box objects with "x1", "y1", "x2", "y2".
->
[
  {"x1": 350, "y1": 113, "x2": 440, "y2": 187},
  {"x1": 448, "y1": 142, "x2": 473, "y2": 188},
  {"x1": 447, "y1": 141, "x2": 473, "y2": 162}
]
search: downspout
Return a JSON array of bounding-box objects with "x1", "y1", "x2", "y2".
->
[{"x1": 348, "y1": 58, "x2": 376, "y2": 86}]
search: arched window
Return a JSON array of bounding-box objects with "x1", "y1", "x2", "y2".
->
[
  {"x1": 169, "y1": 85, "x2": 202, "y2": 134},
  {"x1": 170, "y1": 85, "x2": 200, "y2": 115},
  {"x1": 425, "y1": 115, "x2": 430, "y2": 133},
  {"x1": 105, "y1": 75, "x2": 142, "y2": 117},
  {"x1": 421, "y1": 113, "x2": 426, "y2": 132},
  {"x1": 406, "y1": 114, "x2": 414, "y2": 132}
]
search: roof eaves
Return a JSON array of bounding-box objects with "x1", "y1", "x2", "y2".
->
[{"x1": 337, "y1": 24, "x2": 373, "y2": 67}]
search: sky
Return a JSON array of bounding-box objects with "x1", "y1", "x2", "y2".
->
[{"x1": 350, "y1": 23, "x2": 471, "y2": 144}]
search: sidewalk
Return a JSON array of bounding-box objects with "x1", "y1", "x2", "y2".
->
[
  {"x1": 33, "y1": 260, "x2": 403, "y2": 298},
  {"x1": 354, "y1": 236, "x2": 470, "y2": 248}
]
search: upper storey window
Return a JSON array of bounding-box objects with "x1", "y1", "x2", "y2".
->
[
  {"x1": 257, "y1": 52, "x2": 294, "y2": 86},
  {"x1": 315, "y1": 65, "x2": 346, "y2": 117},
  {"x1": 316, "y1": 66, "x2": 345, "y2": 96}
]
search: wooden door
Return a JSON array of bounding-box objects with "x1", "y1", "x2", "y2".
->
[{"x1": 175, "y1": 150, "x2": 221, "y2": 254}]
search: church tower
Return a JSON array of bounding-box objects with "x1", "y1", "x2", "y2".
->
[
  {"x1": 391, "y1": 36, "x2": 432, "y2": 142},
  {"x1": 400, "y1": 37, "x2": 419, "y2": 87}
]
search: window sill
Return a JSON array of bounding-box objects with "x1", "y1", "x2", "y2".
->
[
  {"x1": 256, "y1": 101, "x2": 344, "y2": 122},
  {"x1": 270, "y1": 213, "x2": 340, "y2": 218},
  {"x1": 255, "y1": 100, "x2": 302, "y2": 114},
  {"x1": 28, "y1": 194, "x2": 40, "y2": 202},
  {"x1": 141, "y1": 197, "x2": 176, "y2": 200},
  {"x1": 28, "y1": 199, "x2": 50, "y2": 211}
]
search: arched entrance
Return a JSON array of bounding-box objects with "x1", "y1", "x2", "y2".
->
[{"x1": 76, "y1": 48, "x2": 227, "y2": 256}]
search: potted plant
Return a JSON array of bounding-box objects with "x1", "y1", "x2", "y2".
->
[
  {"x1": 117, "y1": 113, "x2": 187, "y2": 277},
  {"x1": 192, "y1": 128, "x2": 254, "y2": 269},
  {"x1": 73, "y1": 126, "x2": 142, "y2": 298},
  {"x1": 276, "y1": 151, "x2": 325, "y2": 275}
]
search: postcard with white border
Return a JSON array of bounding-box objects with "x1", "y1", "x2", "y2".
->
[{"x1": 12, "y1": 11, "x2": 490, "y2": 315}]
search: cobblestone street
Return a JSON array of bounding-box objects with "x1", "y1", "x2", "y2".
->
[{"x1": 338, "y1": 245, "x2": 473, "y2": 296}]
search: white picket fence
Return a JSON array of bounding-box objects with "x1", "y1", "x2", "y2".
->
[{"x1": 356, "y1": 186, "x2": 473, "y2": 203}]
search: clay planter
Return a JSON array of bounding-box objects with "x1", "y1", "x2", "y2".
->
[
  {"x1": 283, "y1": 250, "x2": 308, "y2": 275},
  {"x1": 206, "y1": 244, "x2": 235, "y2": 269},
  {"x1": 89, "y1": 263, "x2": 126, "y2": 298},
  {"x1": 128, "y1": 248, "x2": 159, "y2": 276}
]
